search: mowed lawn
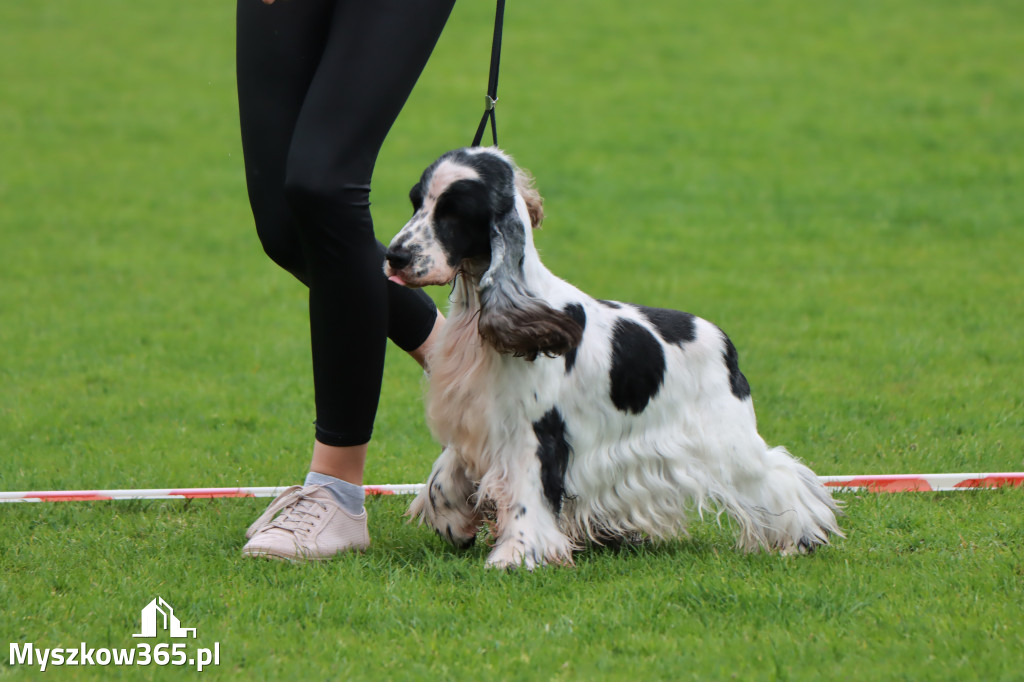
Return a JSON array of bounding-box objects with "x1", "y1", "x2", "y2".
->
[{"x1": 1, "y1": 1, "x2": 1022, "y2": 679}]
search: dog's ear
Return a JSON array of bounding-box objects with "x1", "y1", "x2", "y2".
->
[
  {"x1": 514, "y1": 167, "x2": 544, "y2": 229},
  {"x1": 477, "y1": 210, "x2": 582, "y2": 360}
]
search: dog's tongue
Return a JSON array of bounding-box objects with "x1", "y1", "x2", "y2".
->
[{"x1": 388, "y1": 274, "x2": 407, "y2": 286}]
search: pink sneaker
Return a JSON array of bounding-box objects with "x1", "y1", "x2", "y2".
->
[{"x1": 242, "y1": 485, "x2": 370, "y2": 561}]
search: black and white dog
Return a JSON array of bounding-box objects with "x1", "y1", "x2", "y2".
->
[{"x1": 385, "y1": 147, "x2": 841, "y2": 569}]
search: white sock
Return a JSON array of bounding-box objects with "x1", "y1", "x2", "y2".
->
[{"x1": 304, "y1": 471, "x2": 365, "y2": 515}]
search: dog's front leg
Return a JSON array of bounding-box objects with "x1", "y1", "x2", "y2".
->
[
  {"x1": 483, "y1": 451, "x2": 576, "y2": 570},
  {"x1": 407, "y1": 447, "x2": 481, "y2": 549}
]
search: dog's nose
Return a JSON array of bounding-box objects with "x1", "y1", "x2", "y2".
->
[{"x1": 385, "y1": 247, "x2": 412, "y2": 270}]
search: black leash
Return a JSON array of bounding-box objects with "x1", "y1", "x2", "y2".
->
[{"x1": 471, "y1": 0, "x2": 505, "y2": 147}]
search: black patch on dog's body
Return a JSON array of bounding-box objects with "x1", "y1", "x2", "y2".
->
[
  {"x1": 609, "y1": 319, "x2": 666, "y2": 414},
  {"x1": 533, "y1": 408, "x2": 571, "y2": 513},
  {"x1": 637, "y1": 306, "x2": 697, "y2": 346},
  {"x1": 598, "y1": 300, "x2": 622, "y2": 309},
  {"x1": 721, "y1": 334, "x2": 751, "y2": 400},
  {"x1": 561, "y1": 303, "x2": 587, "y2": 373}
]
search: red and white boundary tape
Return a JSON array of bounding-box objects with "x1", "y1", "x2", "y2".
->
[
  {"x1": 0, "y1": 484, "x2": 423, "y2": 503},
  {"x1": 821, "y1": 473, "x2": 1024, "y2": 492},
  {"x1": 0, "y1": 474, "x2": 1021, "y2": 503}
]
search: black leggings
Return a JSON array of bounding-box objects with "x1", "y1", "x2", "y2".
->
[{"x1": 236, "y1": 0, "x2": 454, "y2": 447}]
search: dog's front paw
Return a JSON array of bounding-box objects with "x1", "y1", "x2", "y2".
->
[
  {"x1": 437, "y1": 521, "x2": 479, "y2": 550},
  {"x1": 407, "y1": 449, "x2": 483, "y2": 550},
  {"x1": 484, "y1": 539, "x2": 574, "y2": 571},
  {"x1": 485, "y1": 540, "x2": 540, "y2": 571},
  {"x1": 407, "y1": 489, "x2": 479, "y2": 549},
  {"x1": 409, "y1": 487, "x2": 483, "y2": 552}
]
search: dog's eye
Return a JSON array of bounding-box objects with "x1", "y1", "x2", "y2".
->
[{"x1": 409, "y1": 185, "x2": 424, "y2": 213}]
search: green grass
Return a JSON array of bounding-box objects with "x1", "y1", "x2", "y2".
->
[{"x1": 1, "y1": 0, "x2": 1022, "y2": 679}]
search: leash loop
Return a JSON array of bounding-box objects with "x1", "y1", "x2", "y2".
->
[{"x1": 472, "y1": 0, "x2": 505, "y2": 147}]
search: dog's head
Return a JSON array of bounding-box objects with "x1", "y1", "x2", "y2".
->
[
  {"x1": 385, "y1": 148, "x2": 580, "y2": 359},
  {"x1": 384, "y1": 147, "x2": 542, "y2": 287}
]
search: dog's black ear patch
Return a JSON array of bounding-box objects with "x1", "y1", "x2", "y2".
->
[
  {"x1": 609, "y1": 319, "x2": 666, "y2": 414},
  {"x1": 533, "y1": 408, "x2": 571, "y2": 514},
  {"x1": 562, "y1": 303, "x2": 587, "y2": 373},
  {"x1": 637, "y1": 306, "x2": 697, "y2": 346},
  {"x1": 434, "y1": 178, "x2": 493, "y2": 266},
  {"x1": 721, "y1": 333, "x2": 751, "y2": 400}
]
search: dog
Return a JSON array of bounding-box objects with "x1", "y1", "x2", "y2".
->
[{"x1": 384, "y1": 147, "x2": 841, "y2": 569}]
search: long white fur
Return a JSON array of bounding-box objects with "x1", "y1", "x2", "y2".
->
[{"x1": 393, "y1": 148, "x2": 842, "y2": 569}]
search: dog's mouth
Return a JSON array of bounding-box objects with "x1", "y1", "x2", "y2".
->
[
  {"x1": 383, "y1": 262, "x2": 458, "y2": 289},
  {"x1": 384, "y1": 266, "x2": 424, "y2": 288}
]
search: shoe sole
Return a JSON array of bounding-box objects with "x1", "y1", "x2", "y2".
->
[{"x1": 241, "y1": 546, "x2": 369, "y2": 562}]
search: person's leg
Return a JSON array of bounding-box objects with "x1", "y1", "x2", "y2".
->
[
  {"x1": 236, "y1": 0, "x2": 329, "y2": 283},
  {"x1": 239, "y1": 0, "x2": 454, "y2": 559},
  {"x1": 237, "y1": 0, "x2": 445, "y2": 343},
  {"x1": 282, "y1": 0, "x2": 454, "y2": 462}
]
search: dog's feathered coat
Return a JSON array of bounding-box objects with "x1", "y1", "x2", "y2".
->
[{"x1": 385, "y1": 148, "x2": 841, "y2": 569}]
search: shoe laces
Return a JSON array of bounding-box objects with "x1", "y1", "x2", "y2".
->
[
  {"x1": 245, "y1": 485, "x2": 331, "y2": 539},
  {"x1": 266, "y1": 495, "x2": 328, "y2": 535}
]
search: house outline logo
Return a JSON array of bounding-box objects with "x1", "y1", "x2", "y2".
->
[{"x1": 132, "y1": 597, "x2": 197, "y2": 639}]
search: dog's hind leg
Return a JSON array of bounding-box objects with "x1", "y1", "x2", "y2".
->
[{"x1": 407, "y1": 447, "x2": 481, "y2": 549}]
